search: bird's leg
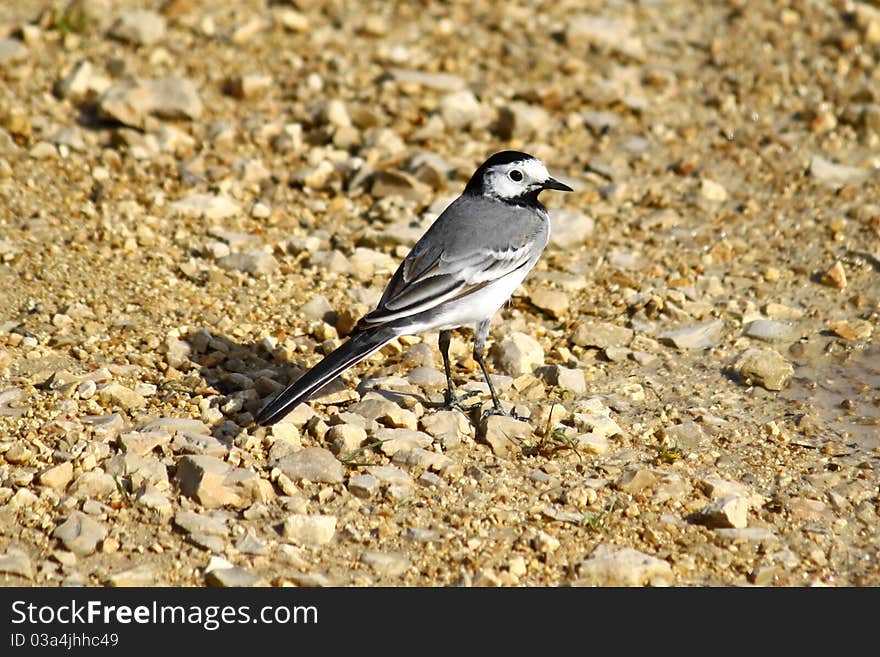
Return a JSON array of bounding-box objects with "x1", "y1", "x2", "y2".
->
[
  {"x1": 439, "y1": 330, "x2": 480, "y2": 411},
  {"x1": 473, "y1": 319, "x2": 511, "y2": 418},
  {"x1": 473, "y1": 321, "x2": 529, "y2": 422}
]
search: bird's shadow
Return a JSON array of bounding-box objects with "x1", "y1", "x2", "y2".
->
[
  {"x1": 181, "y1": 328, "x2": 300, "y2": 443},
  {"x1": 180, "y1": 328, "x2": 470, "y2": 443}
]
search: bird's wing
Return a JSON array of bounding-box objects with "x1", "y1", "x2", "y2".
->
[{"x1": 360, "y1": 241, "x2": 534, "y2": 325}]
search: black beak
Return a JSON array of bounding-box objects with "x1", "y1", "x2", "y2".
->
[{"x1": 542, "y1": 177, "x2": 573, "y2": 192}]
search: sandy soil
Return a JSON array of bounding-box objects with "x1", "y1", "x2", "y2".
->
[{"x1": 0, "y1": 0, "x2": 878, "y2": 587}]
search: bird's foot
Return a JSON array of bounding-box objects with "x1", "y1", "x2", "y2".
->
[
  {"x1": 441, "y1": 389, "x2": 483, "y2": 413},
  {"x1": 479, "y1": 404, "x2": 529, "y2": 423}
]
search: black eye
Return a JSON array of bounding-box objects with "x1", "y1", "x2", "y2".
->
[{"x1": 509, "y1": 169, "x2": 523, "y2": 182}]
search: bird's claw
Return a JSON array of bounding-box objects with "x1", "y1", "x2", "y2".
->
[
  {"x1": 442, "y1": 389, "x2": 482, "y2": 412},
  {"x1": 479, "y1": 406, "x2": 529, "y2": 423}
]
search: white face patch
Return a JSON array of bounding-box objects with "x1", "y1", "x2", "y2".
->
[{"x1": 484, "y1": 158, "x2": 551, "y2": 201}]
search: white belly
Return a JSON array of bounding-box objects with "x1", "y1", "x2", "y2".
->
[{"x1": 404, "y1": 257, "x2": 539, "y2": 333}]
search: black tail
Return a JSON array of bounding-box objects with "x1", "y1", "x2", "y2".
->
[{"x1": 254, "y1": 326, "x2": 399, "y2": 426}]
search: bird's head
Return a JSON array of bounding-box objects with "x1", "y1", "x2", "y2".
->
[{"x1": 464, "y1": 150, "x2": 572, "y2": 205}]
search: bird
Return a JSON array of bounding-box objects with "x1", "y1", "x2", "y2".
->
[{"x1": 254, "y1": 150, "x2": 573, "y2": 426}]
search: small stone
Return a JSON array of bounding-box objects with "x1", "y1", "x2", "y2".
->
[
  {"x1": 418, "y1": 471, "x2": 445, "y2": 487},
  {"x1": 393, "y1": 447, "x2": 453, "y2": 471},
  {"x1": 499, "y1": 557, "x2": 524, "y2": 581},
  {"x1": 419, "y1": 410, "x2": 470, "y2": 438},
  {"x1": 699, "y1": 179, "x2": 728, "y2": 202},
  {"x1": 297, "y1": 160, "x2": 337, "y2": 189},
  {"x1": 142, "y1": 417, "x2": 211, "y2": 435},
  {"x1": 174, "y1": 509, "x2": 228, "y2": 538},
  {"x1": 730, "y1": 348, "x2": 793, "y2": 391},
  {"x1": 97, "y1": 382, "x2": 146, "y2": 410},
  {"x1": 529, "y1": 287, "x2": 569, "y2": 318},
  {"x1": 135, "y1": 484, "x2": 172, "y2": 515},
  {"x1": 251, "y1": 201, "x2": 271, "y2": 219},
  {"x1": 571, "y1": 321, "x2": 633, "y2": 349},
  {"x1": 0, "y1": 38, "x2": 27, "y2": 65},
  {"x1": 617, "y1": 467, "x2": 657, "y2": 494},
  {"x1": 105, "y1": 453, "x2": 168, "y2": 490},
  {"x1": 68, "y1": 470, "x2": 117, "y2": 498},
  {"x1": 374, "y1": 428, "x2": 433, "y2": 456},
  {"x1": 109, "y1": 10, "x2": 167, "y2": 45},
  {"x1": 347, "y1": 474, "x2": 380, "y2": 499},
  {"x1": 582, "y1": 110, "x2": 621, "y2": 133},
  {"x1": 749, "y1": 564, "x2": 781, "y2": 585},
  {"x1": 174, "y1": 455, "x2": 231, "y2": 496},
  {"x1": 53, "y1": 511, "x2": 107, "y2": 556},
  {"x1": 171, "y1": 193, "x2": 240, "y2": 220},
  {"x1": 4, "y1": 444, "x2": 32, "y2": 465},
  {"x1": 38, "y1": 461, "x2": 73, "y2": 489},
  {"x1": 348, "y1": 398, "x2": 418, "y2": 430},
  {"x1": 530, "y1": 530, "x2": 561, "y2": 554},
  {"x1": 809, "y1": 155, "x2": 870, "y2": 187},
  {"x1": 0, "y1": 547, "x2": 33, "y2": 580},
  {"x1": 662, "y1": 421, "x2": 707, "y2": 449},
  {"x1": 163, "y1": 338, "x2": 192, "y2": 369},
  {"x1": 29, "y1": 142, "x2": 57, "y2": 159},
  {"x1": 604, "y1": 346, "x2": 630, "y2": 362},
  {"x1": 566, "y1": 14, "x2": 634, "y2": 49},
  {"x1": 348, "y1": 247, "x2": 396, "y2": 280},
  {"x1": 388, "y1": 68, "x2": 466, "y2": 91},
  {"x1": 360, "y1": 550, "x2": 410, "y2": 577},
  {"x1": 693, "y1": 496, "x2": 750, "y2": 529},
  {"x1": 698, "y1": 477, "x2": 754, "y2": 500},
  {"x1": 283, "y1": 514, "x2": 337, "y2": 546},
  {"x1": 307, "y1": 251, "x2": 352, "y2": 284},
  {"x1": 380, "y1": 406, "x2": 418, "y2": 430},
  {"x1": 787, "y1": 497, "x2": 831, "y2": 521},
  {"x1": 205, "y1": 565, "x2": 258, "y2": 587},
  {"x1": 98, "y1": 77, "x2": 203, "y2": 127},
  {"x1": 715, "y1": 528, "x2": 779, "y2": 547},
  {"x1": 299, "y1": 294, "x2": 334, "y2": 321},
  {"x1": 548, "y1": 209, "x2": 594, "y2": 249},
  {"x1": 366, "y1": 464, "x2": 413, "y2": 490},
  {"x1": 174, "y1": 456, "x2": 271, "y2": 509},
  {"x1": 572, "y1": 399, "x2": 622, "y2": 438},
  {"x1": 236, "y1": 530, "x2": 268, "y2": 556},
  {"x1": 481, "y1": 415, "x2": 531, "y2": 457},
  {"x1": 574, "y1": 545, "x2": 673, "y2": 587},
  {"x1": 658, "y1": 319, "x2": 724, "y2": 350},
  {"x1": 327, "y1": 423, "x2": 367, "y2": 456},
  {"x1": 171, "y1": 431, "x2": 228, "y2": 457},
  {"x1": 744, "y1": 319, "x2": 798, "y2": 343},
  {"x1": 107, "y1": 564, "x2": 156, "y2": 587},
  {"x1": 537, "y1": 365, "x2": 586, "y2": 394},
  {"x1": 491, "y1": 331, "x2": 544, "y2": 375},
  {"x1": 275, "y1": 8, "x2": 309, "y2": 31},
  {"x1": 8, "y1": 489, "x2": 38, "y2": 510},
  {"x1": 370, "y1": 170, "x2": 432, "y2": 203},
  {"x1": 275, "y1": 447, "x2": 343, "y2": 483},
  {"x1": 217, "y1": 250, "x2": 279, "y2": 276},
  {"x1": 820, "y1": 261, "x2": 847, "y2": 289},
  {"x1": 828, "y1": 319, "x2": 873, "y2": 341},
  {"x1": 574, "y1": 433, "x2": 609, "y2": 455},
  {"x1": 133, "y1": 383, "x2": 157, "y2": 397},
  {"x1": 439, "y1": 89, "x2": 483, "y2": 129},
  {"x1": 119, "y1": 430, "x2": 171, "y2": 455},
  {"x1": 764, "y1": 302, "x2": 805, "y2": 320},
  {"x1": 224, "y1": 74, "x2": 272, "y2": 99},
  {"x1": 321, "y1": 98, "x2": 351, "y2": 129},
  {"x1": 83, "y1": 413, "x2": 127, "y2": 442},
  {"x1": 496, "y1": 101, "x2": 550, "y2": 140},
  {"x1": 55, "y1": 60, "x2": 111, "y2": 101}
]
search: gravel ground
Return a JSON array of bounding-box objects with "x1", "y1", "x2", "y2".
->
[{"x1": 0, "y1": 0, "x2": 878, "y2": 587}]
